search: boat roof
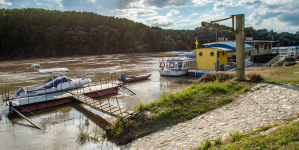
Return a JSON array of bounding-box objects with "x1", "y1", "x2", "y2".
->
[
  {"x1": 38, "y1": 68, "x2": 69, "y2": 74},
  {"x1": 166, "y1": 57, "x2": 195, "y2": 61},
  {"x1": 158, "y1": 51, "x2": 184, "y2": 56},
  {"x1": 205, "y1": 43, "x2": 257, "y2": 52}
]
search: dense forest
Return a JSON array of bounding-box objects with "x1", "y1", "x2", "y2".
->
[{"x1": 0, "y1": 8, "x2": 298, "y2": 59}]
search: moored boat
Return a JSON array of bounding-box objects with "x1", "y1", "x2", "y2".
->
[
  {"x1": 13, "y1": 64, "x2": 91, "y2": 99},
  {"x1": 118, "y1": 73, "x2": 151, "y2": 83},
  {"x1": 159, "y1": 52, "x2": 196, "y2": 77}
]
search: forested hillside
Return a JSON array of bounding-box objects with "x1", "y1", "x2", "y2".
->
[{"x1": 0, "y1": 8, "x2": 298, "y2": 59}]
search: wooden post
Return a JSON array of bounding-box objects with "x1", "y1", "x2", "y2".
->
[{"x1": 235, "y1": 14, "x2": 245, "y2": 80}]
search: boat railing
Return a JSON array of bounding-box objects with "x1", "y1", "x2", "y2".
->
[
  {"x1": 214, "y1": 63, "x2": 226, "y2": 71},
  {"x1": 1, "y1": 85, "x2": 9, "y2": 105},
  {"x1": 263, "y1": 53, "x2": 287, "y2": 67}
]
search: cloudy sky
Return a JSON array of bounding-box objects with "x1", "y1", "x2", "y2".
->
[{"x1": 1, "y1": 0, "x2": 298, "y2": 33}]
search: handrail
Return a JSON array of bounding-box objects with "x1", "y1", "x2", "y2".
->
[{"x1": 263, "y1": 53, "x2": 286, "y2": 67}]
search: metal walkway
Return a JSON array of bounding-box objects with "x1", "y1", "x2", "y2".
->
[{"x1": 71, "y1": 94, "x2": 137, "y2": 120}]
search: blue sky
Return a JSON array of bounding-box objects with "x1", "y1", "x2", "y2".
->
[{"x1": 1, "y1": 0, "x2": 299, "y2": 33}]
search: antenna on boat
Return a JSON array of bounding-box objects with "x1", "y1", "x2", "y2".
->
[{"x1": 31, "y1": 63, "x2": 40, "y2": 72}]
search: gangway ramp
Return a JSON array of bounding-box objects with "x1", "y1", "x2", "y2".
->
[{"x1": 71, "y1": 94, "x2": 137, "y2": 120}]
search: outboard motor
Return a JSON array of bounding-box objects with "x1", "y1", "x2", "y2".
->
[
  {"x1": 121, "y1": 73, "x2": 126, "y2": 79},
  {"x1": 31, "y1": 63, "x2": 40, "y2": 72}
]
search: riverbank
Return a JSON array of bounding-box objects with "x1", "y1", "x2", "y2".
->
[
  {"x1": 105, "y1": 63, "x2": 299, "y2": 148},
  {"x1": 105, "y1": 80, "x2": 253, "y2": 145},
  {"x1": 120, "y1": 83, "x2": 299, "y2": 149}
]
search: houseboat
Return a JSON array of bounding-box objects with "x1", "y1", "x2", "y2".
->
[{"x1": 188, "y1": 43, "x2": 257, "y2": 76}]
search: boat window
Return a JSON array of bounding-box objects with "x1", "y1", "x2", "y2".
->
[
  {"x1": 178, "y1": 62, "x2": 182, "y2": 68},
  {"x1": 16, "y1": 88, "x2": 25, "y2": 96},
  {"x1": 184, "y1": 62, "x2": 188, "y2": 68},
  {"x1": 210, "y1": 52, "x2": 214, "y2": 56},
  {"x1": 199, "y1": 52, "x2": 203, "y2": 56}
]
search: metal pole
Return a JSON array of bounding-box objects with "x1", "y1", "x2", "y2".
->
[
  {"x1": 27, "y1": 87, "x2": 29, "y2": 104},
  {"x1": 44, "y1": 83, "x2": 47, "y2": 102},
  {"x1": 107, "y1": 95, "x2": 112, "y2": 115},
  {"x1": 107, "y1": 72, "x2": 109, "y2": 88},
  {"x1": 68, "y1": 81, "x2": 71, "y2": 91},
  {"x1": 11, "y1": 107, "x2": 43, "y2": 130},
  {"x1": 61, "y1": 80, "x2": 63, "y2": 98},
  {"x1": 76, "y1": 85, "x2": 79, "y2": 99},
  {"x1": 100, "y1": 77, "x2": 102, "y2": 90},
  {"x1": 116, "y1": 97, "x2": 123, "y2": 118},
  {"x1": 4, "y1": 88, "x2": 6, "y2": 102},
  {"x1": 1, "y1": 85, "x2": 4, "y2": 103}
]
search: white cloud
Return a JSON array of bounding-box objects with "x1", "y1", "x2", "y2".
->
[
  {"x1": 116, "y1": 8, "x2": 157, "y2": 21},
  {"x1": 87, "y1": 0, "x2": 96, "y2": 3},
  {"x1": 213, "y1": 1, "x2": 238, "y2": 10},
  {"x1": 166, "y1": 10, "x2": 180, "y2": 17},
  {"x1": 191, "y1": 13, "x2": 199, "y2": 16},
  {"x1": 143, "y1": 16, "x2": 176, "y2": 28},
  {"x1": 0, "y1": 0, "x2": 11, "y2": 6}
]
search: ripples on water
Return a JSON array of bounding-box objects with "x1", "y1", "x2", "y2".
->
[{"x1": 0, "y1": 53, "x2": 199, "y2": 149}]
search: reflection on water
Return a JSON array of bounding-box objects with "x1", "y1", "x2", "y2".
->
[{"x1": 0, "y1": 53, "x2": 200, "y2": 149}]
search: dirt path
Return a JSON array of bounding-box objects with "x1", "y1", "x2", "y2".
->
[{"x1": 120, "y1": 83, "x2": 299, "y2": 150}]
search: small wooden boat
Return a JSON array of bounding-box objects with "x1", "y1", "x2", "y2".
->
[{"x1": 118, "y1": 74, "x2": 151, "y2": 83}]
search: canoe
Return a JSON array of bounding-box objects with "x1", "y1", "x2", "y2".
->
[{"x1": 118, "y1": 74, "x2": 151, "y2": 83}]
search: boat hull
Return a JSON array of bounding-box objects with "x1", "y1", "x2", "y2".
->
[
  {"x1": 159, "y1": 70, "x2": 188, "y2": 76},
  {"x1": 119, "y1": 74, "x2": 151, "y2": 83}
]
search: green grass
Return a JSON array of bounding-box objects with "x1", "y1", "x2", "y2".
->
[
  {"x1": 107, "y1": 82, "x2": 250, "y2": 145},
  {"x1": 262, "y1": 65, "x2": 299, "y2": 85},
  {"x1": 193, "y1": 139, "x2": 212, "y2": 150},
  {"x1": 193, "y1": 118, "x2": 299, "y2": 150},
  {"x1": 77, "y1": 127, "x2": 99, "y2": 145},
  {"x1": 135, "y1": 82, "x2": 249, "y2": 125},
  {"x1": 222, "y1": 122, "x2": 299, "y2": 149},
  {"x1": 214, "y1": 137, "x2": 222, "y2": 145}
]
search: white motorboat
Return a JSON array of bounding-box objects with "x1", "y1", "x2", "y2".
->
[
  {"x1": 159, "y1": 52, "x2": 196, "y2": 77},
  {"x1": 13, "y1": 64, "x2": 91, "y2": 99}
]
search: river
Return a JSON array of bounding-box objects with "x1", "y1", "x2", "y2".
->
[{"x1": 0, "y1": 53, "x2": 199, "y2": 149}]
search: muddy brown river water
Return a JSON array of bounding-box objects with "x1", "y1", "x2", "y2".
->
[{"x1": 0, "y1": 53, "x2": 199, "y2": 149}]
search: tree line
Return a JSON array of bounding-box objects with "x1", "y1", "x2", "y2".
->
[{"x1": 0, "y1": 8, "x2": 298, "y2": 59}]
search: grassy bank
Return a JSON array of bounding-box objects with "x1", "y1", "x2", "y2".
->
[
  {"x1": 105, "y1": 81, "x2": 251, "y2": 145},
  {"x1": 245, "y1": 64, "x2": 299, "y2": 86},
  {"x1": 194, "y1": 116, "x2": 299, "y2": 150}
]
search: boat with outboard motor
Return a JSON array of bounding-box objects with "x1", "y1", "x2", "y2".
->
[
  {"x1": 13, "y1": 64, "x2": 91, "y2": 99},
  {"x1": 158, "y1": 52, "x2": 196, "y2": 76},
  {"x1": 118, "y1": 73, "x2": 151, "y2": 83}
]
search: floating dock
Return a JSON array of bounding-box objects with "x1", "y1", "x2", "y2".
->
[{"x1": 9, "y1": 82, "x2": 137, "y2": 119}]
